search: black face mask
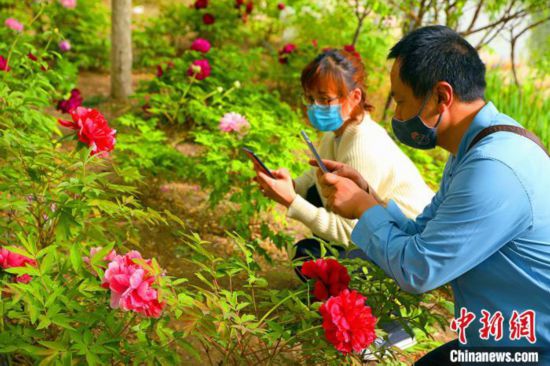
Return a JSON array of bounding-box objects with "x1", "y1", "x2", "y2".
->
[{"x1": 391, "y1": 93, "x2": 443, "y2": 150}]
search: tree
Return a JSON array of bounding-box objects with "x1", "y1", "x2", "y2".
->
[
  {"x1": 111, "y1": 0, "x2": 133, "y2": 100},
  {"x1": 360, "y1": 0, "x2": 550, "y2": 119}
]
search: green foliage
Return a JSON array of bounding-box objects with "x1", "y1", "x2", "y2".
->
[
  {"x1": 485, "y1": 70, "x2": 549, "y2": 149},
  {"x1": 0, "y1": 0, "x2": 110, "y2": 70},
  {"x1": 0, "y1": 40, "x2": 185, "y2": 365}
]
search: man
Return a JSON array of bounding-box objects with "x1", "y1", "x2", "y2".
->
[{"x1": 315, "y1": 25, "x2": 550, "y2": 365}]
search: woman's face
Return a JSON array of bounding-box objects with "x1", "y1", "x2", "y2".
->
[{"x1": 304, "y1": 82, "x2": 362, "y2": 121}]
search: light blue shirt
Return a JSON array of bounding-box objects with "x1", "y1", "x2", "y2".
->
[{"x1": 351, "y1": 102, "x2": 550, "y2": 358}]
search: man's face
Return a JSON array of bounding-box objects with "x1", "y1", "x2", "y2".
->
[{"x1": 390, "y1": 59, "x2": 430, "y2": 122}]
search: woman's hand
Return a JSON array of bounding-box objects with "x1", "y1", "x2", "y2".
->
[{"x1": 255, "y1": 168, "x2": 296, "y2": 207}]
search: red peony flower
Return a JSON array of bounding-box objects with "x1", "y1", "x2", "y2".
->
[
  {"x1": 277, "y1": 3, "x2": 285, "y2": 10},
  {"x1": 343, "y1": 44, "x2": 361, "y2": 59},
  {"x1": 187, "y1": 59, "x2": 211, "y2": 80},
  {"x1": 58, "y1": 107, "x2": 116, "y2": 156},
  {"x1": 0, "y1": 55, "x2": 10, "y2": 71},
  {"x1": 190, "y1": 38, "x2": 211, "y2": 53},
  {"x1": 312, "y1": 39, "x2": 318, "y2": 48},
  {"x1": 202, "y1": 13, "x2": 215, "y2": 25},
  {"x1": 301, "y1": 258, "x2": 350, "y2": 301},
  {"x1": 194, "y1": 0, "x2": 208, "y2": 9},
  {"x1": 0, "y1": 247, "x2": 37, "y2": 283},
  {"x1": 27, "y1": 52, "x2": 38, "y2": 61},
  {"x1": 320, "y1": 289, "x2": 377, "y2": 354},
  {"x1": 57, "y1": 88, "x2": 83, "y2": 114},
  {"x1": 235, "y1": 0, "x2": 244, "y2": 7}
]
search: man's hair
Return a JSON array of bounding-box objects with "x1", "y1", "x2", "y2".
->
[{"x1": 388, "y1": 25, "x2": 486, "y2": 102}]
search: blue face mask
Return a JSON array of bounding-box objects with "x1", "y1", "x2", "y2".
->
[
  {"x1": 391, "y1": 93, "x2": 443, "y2": 150},
  {"x1": 307, "y1": 104, "x2": 345, "y2": 132}
]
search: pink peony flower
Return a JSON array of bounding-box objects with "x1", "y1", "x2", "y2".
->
[
  {"x1": 219, "y1": 112, "x2": 249, "y2": 133},
  {"x1": 0, "y1": 247, "x2": 37, "y2": 283},
  {"x1": 187, "y1": 59, "x2": 211, "y2": 80},
  {"x1": 281, "y1": 43, "x2": 296, "y2": 54},
  {"x1": 194, "y1": 0, "x2": 208, "y2": 9},
  {"x1": 5, "y1": 18, "x2": 23, "y2": 32},
  {"x1": 101, "y1": 250, "x2": 166, "y2": 318},
  {"x1": 60, "y1": 0, "x2": 77, "y2": 8},
  {"x1": 57, "y1": 88, "x2": 83, "y2": 114},
  {"x1": 59, "y1": 40, "x2": 71, "y2": 52},
  {"x1": 202, "y1": 13, "x2": 215, "y2": 25},
  {"x1": 190, "y1": 38, "x2": 211, "y2": 53},
  {"x1": 58, "y1": 107, "x2": 116, "y2": 157},
  {"x1": 278, "y1": 43, "x2": 296, "y2": 64},
  {"x1": 0, "y1": 55, "x2": 9, "y2": 72}
]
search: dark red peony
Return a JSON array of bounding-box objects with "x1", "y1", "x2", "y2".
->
[
  {"x1": 301, "y1": 258, "x2": 350, "y2": 301},
  {"x1": 319, "y1": 289, "x2": 377, "y2": 354},
  {"x1": 203, "y1": 13, "x2": 215, "y2": 25},
  {"x1": 58, "y1": 107, "x2": 116, "y2": 156},
  {"x1": 278, "y1": 43, "x2": 297, "y2": 64},
  {"x1": 194, "y1": 0, "x2": 208, "y2": 9},
  {"x1": 57, "y1": 88, "x2": 83, "y2": 114}
]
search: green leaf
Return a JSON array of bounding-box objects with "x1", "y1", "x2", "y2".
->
[{"x1": 70, "y1": 243, "x2": 83, "y2": 272}]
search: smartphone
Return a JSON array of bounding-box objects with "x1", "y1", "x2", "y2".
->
[
  {"x1": 300, "y1": 130, "x2": 329, "y2": 173},
  {"x1": 242, "y1": 147, "x2": 275, "y2": 178}
]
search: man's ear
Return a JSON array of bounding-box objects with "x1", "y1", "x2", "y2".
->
[{"x1": 435, "y1": 81, "x2": 453, "y2": 113}]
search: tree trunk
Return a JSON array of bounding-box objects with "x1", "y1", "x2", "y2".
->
[{"x1": 111, "y1": 0, "x2": 132, "y2": 100}]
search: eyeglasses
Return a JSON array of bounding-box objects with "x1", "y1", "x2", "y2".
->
[{"x1": 301, "y1": 94, "x2": 341, "y2": 106}]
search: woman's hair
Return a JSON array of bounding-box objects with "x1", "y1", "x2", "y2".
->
[{"x1": 301, "y1": 48, "x2": 374, "y2": 116}]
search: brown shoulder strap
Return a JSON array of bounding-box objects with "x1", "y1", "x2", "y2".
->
[{"x1": 467, "y1": 125, "x2": 549, "y2": 157}]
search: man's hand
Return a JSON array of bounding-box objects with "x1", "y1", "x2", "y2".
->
[
  {"x1": 310, "y1": 159, "x2": 384, "y2": 204},
  {"x1": 318, "y1": 172, "x2": 378, "y2": 219},
  {"x1": 255, "y1": 168, "x2": 296, "y2": 207}
]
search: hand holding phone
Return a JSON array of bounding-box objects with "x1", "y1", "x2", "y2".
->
[
  {"x1": 300, "y1": 130, "x2": 329, "y2": 173},
  {"x1": 242, "y1": 147, "x2": 275, "y2": 178}
]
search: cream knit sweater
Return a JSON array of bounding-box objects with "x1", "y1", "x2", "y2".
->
[{"x1": 287, "y1": 114, "x2": 434, "y2": 246}]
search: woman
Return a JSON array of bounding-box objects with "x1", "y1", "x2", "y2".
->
[{"x1": 255, "y1": 48, "x2": 434, "y2": 267}]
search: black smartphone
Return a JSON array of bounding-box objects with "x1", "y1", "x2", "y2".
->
[
  {"x1": 242, "y1": 147, "x2": 275, "y2": 178},
  {"x1": 300, "y1": 130, "x2": 329, "y2": 173}
]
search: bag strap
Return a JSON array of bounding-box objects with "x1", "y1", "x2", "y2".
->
[{"x1": 467, "y1": 125, "x2": 549, "y2": 157}]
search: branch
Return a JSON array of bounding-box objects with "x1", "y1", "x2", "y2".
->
[
  {"x1": 475, "y1": 19, "x2": 509, "y2": 50},
  {"x1": 513, "y1": 16, "x2": 550, "y2": 41},
  {"x1": 461, "y1": 2, "x2": 532, "y2": 36},
  {"x1": 466, "y1": 0, "x2": 484, "y2": 33},
  {"x1": 351, "y1": 0, "x2": 372, "y2": 46}
]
